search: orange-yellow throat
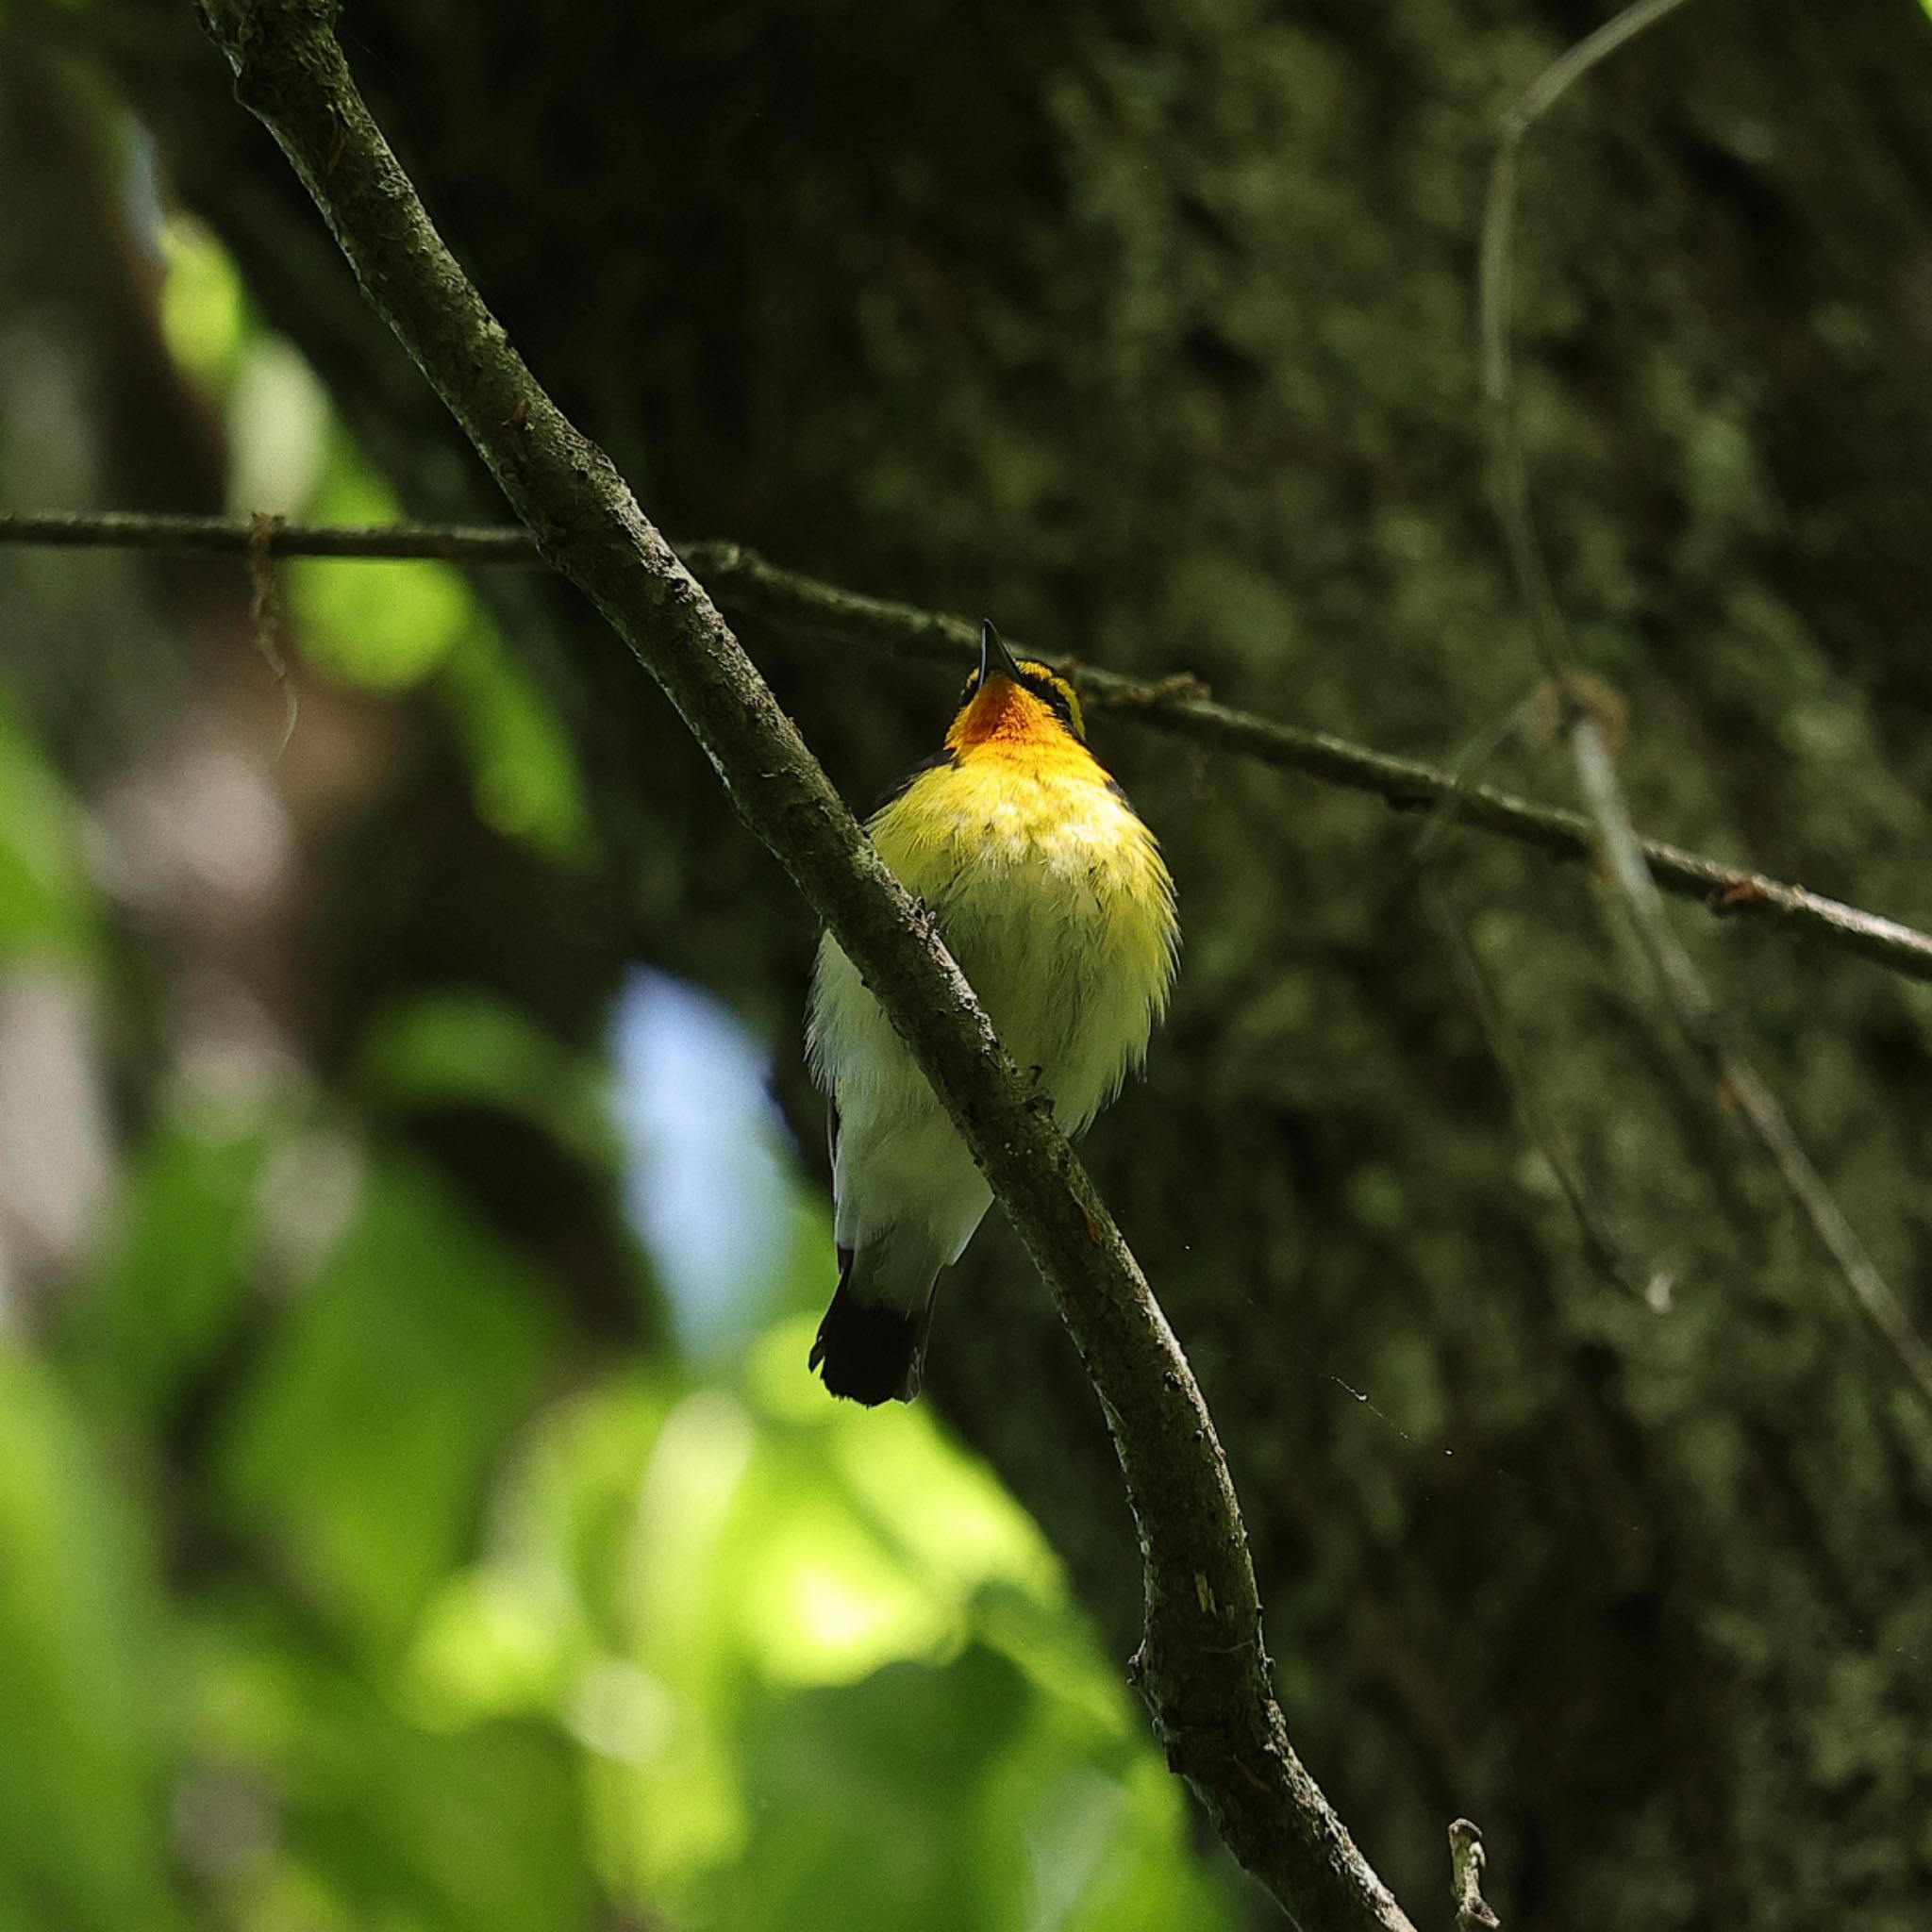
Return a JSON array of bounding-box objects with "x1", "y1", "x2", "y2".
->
[
  {"x1": 806, "y1": 624, "x2": 1178, "y2": 1406},
  {"x1": 947, "y1": 670, "x2": 1088, "y2": 759}
]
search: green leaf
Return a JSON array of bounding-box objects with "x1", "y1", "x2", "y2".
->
[
  {"x1": 290, "y1": 433, "x2": 591, "y2": 857},
  {"x1": 287, "y1": 435, "x2": 475, "y2": 691},
  {"x1": 0, "y1": 1350, "x2": 180, "y2": 1931},
  {"x1": 441, "y1": 629, "x2": 593, "y2": 862},
  {"x1": 0, "y1": 697, "x2": 97, "y2": 965},
  {"x1": 709, "y1": 1645, "x2": 1030, "y2": 1932},
  {"x1": 403, "y1": 1372, "x2": 675, "y2": 1731},
  {"x1": 356, "y1": 990, "x2": 617, "y2": 1170},
  {"x1": 180, "y1": 1609, "x2": 593, "y2": 1932},
  {"x1": 976, "y1": 1705, "x2": 1235, "y2": 1932},
  {"x1": 62, "y1": 1117, "x2": 268, "y2": 1418},
  {"x1": 158, "y1": 213, "x2": 249, "y2": 391},
  {"x1": 219, "y1": 1159, "x2": 558, "y2": 1654}
]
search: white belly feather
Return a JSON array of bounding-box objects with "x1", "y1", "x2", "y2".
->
[{"x1": 808, "y1": 764, "x2": 1174, "y2": 1311}]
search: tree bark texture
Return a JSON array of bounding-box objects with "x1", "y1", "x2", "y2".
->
[{"x1": 39, "y1": 1, "x2": 1932, "y2": 1923}]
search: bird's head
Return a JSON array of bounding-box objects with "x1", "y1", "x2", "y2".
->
[{"x1": 946, "y1": 621, "x2": 1087, "y2": 753}]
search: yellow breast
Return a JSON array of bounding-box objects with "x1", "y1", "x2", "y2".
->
[{"x1": 863, "y1": 733, "x2": 1176, "y2": 1128}]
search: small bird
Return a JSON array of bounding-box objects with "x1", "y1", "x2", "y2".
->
[{"x1": 807, "y1": 620, "x2": 1178, "y2": 1404}]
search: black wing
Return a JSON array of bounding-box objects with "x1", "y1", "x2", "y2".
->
[{"x1": 871, "y1": 745, "x2": 956, "y2": 814}]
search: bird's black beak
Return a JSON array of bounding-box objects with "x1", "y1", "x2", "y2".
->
[{"x1": 979, "y1": 619, "x2": 1025, "y2": 686}]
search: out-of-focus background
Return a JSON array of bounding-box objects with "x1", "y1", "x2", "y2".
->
[
  {"x1": 5, "y1": 4, "x2": 1932, "y2": 1928},
  {"x1": 0, "y1": 29, "x2": 1238, "y2": 1932}
]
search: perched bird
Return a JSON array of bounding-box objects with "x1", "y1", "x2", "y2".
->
[{"x1": 807, "y1": 620, "x2": 1178, "y2": 1405}]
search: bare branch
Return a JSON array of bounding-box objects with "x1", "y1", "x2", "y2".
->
[
  {"x1": 1429, "y1": 878, "x2": 1671, "y2": 1310},
  {"x1": 8, "y1": 507, "x2": 1932, "y2": 989},
  {"x1": 1448, "y1": 1820, "x2": 1502, "y2": 1932},
  {"x1": 0, "y1": 506, "x2": 538, "y2": 563},
  {"x1": 1572, "y1": 718, "x2": 1932, "y2": 1410},
  {"x1": 186, "y1": 1, "x2": 1412, "y2": 1923}
]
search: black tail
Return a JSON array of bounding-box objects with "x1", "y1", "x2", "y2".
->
[{"x1": 809, "y1": 1249, "x2": 932, "y2": 1406}]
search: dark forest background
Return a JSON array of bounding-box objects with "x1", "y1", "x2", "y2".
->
[{"x1": 3, "y1": 1, "x2": 1931, "y2": 1926}]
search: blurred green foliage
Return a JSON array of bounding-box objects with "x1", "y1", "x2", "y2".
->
[
  {"x1": 0, "y1": 217, "x2": 1234, "y2": 1932},
  {"x1": 160, "y1": 209, "x2": 591, "y2": 861},
  {"x1": 0, "y1": 693, "x2": 98, "y2": 966},
  {"x1": 3, "y1": 1077, "x2": 1237, "y2": 1928}
]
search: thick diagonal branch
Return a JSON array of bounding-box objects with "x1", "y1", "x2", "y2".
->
[{"x1": 189, "y1": 1, "x2": 1412, "y2": 1924}]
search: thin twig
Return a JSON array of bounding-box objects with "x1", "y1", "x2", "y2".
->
[
  {"x1": 244, "y1": 510, "x2": 299, "y2": 758},
  {"x1": 1478, "y1": 0, "x2": 1701, "y2": 679},
  {"x1": 0, "y1": 507, "x2": 537, "y2": 562},
  {"x1": 1573, "y1": 720, "x2": 1932, "y2": 1408},
  {"x1": 1429, "y1": 878, "x2": 1671, "y2": 1310},
  {"x1": 1449, "y1": 1820, "x2": 1502, "y2": 1932},
  {"x1": 1479, "y1": 0, "x2": 1932, "y2": 1418},
  {"x1": 7, "y1": 508, "x2": 1931, "y2": 988},
  {"x1": 190, "y1": 3, "x2": 1413, "y2": 1924},
  {"x1": 1406, "y1": 682, "x2": 1674, "y2": 1304}
]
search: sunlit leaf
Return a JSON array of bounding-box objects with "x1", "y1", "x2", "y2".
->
[
  {"x1": 490, "y1": 1373, "x2": 675, "y2": 1645},
  {"x1": 602, "y1": 1387, "x2": 758, "y2": 1887},
  {"x1": 441, "y1": 629, "x2": 593, "y2": 861},
  {"x1": 406, "y1": 1565, "x2": 584, "y2": 1731},
  {"x1": 825, "y1": 1397, "x2": 1062, "y2": 1602},
  {"x1": 158, "y1": 213, "x2": 248, "y2": 391},
  {"x1": 287, "y1": 437, "x2": 475, "y2": 690},
  {"x1": 726, "y1": 1466, "x2": 954, "y2": 1685}
]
